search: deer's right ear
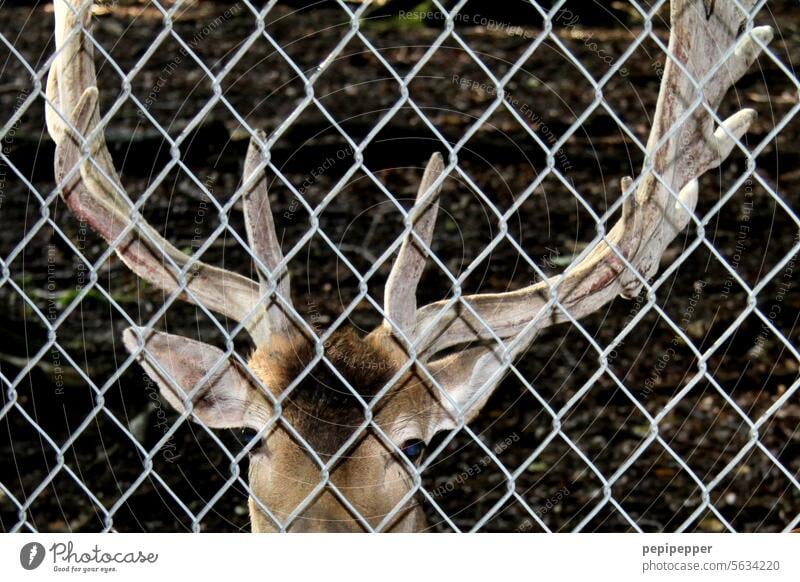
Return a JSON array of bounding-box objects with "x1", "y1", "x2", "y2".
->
[
  {"x1": 426, "y1": 345, "x2": 507, "y2": 432},
  {"x1": 122, "y1": 327, "x2": 265, "y2": 430}
]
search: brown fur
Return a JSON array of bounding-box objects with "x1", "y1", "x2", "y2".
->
[
  {"x1": 248, "y1": 328, "x2": 423, "y2": 456},
  {"x1": 243, "y1": 327, "x2": 441, "y2": 531}
]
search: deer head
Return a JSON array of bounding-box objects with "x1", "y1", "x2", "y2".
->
[{"x1": 46, "y1": 0, "x2": 772, "y2": 531}]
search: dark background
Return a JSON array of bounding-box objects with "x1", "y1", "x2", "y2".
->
[{"x1": 0, "y1": 0, "x2": 798, "y2": 532}]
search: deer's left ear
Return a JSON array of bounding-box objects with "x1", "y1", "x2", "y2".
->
[
  {"x1": 426, "y1": 345, "x2": 507, "y2": 432},
  {"x1": 122, "y1": 327, "x2": 265, "y2": 429}
]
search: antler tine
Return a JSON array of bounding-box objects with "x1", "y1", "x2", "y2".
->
[
  {"x1": 242, "y1": 132, "x2": 294, "y2": 333},
  {"x1": 415, "y1": 0, "x2": 773, "y2": 358},
  {"x1": 383, "y1": 153, "x2": 444, "y2": 339},
  {"x1": 47, "y1": 0, "x2": 271, "y2": 344}
]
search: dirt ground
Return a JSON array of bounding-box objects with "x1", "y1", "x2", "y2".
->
[{"x1": 1, "y1": 0, "x2": 799, "y2": 532}]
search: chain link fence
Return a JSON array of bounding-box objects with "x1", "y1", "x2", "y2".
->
[{"x1": 0, "y1": 0, "x2": 798, "y2": 532}]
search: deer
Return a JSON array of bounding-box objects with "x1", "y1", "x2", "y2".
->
[{"x1": 46, "y1": 0, "x2": 772, "y2": 532}]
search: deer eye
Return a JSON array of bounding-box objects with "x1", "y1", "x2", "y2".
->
[
  {"x1": 240, "y1": 428, "x2": 262, "y2": 453},
  {"x1": 400, "y1": 439, "x2": 426, "y2": 463}
]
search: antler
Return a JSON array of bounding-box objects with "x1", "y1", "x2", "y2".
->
[
  {"x1": 382, "y1": 152, "x2": 445, "y2": 339},
  {"x1": 242, "y1": 131, "x2": 294, "y2": 334},
  {"x1": 374, "y1": 1, "x2": 772, "y2": 418},
  {"x1": 396, "y1": 0, "x2": 771, "y2": 358},
  {"x1": 46, "y1": 0, "x2": 291, "y2": 346}
]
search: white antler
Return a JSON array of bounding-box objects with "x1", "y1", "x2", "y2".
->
[
  {"x1": 242, "y1": 131, "x2": 294, "y2": 334},
  {"x1": 374, "y1": 0, "x2": 772, "y2": 417},
  {"x1": 416, "y1": 0, "x2": 770, "y2": 355},
  {"x1": 383, "y1": 152, "x2": 445, "y2": 339},
  {"x1": 47, "y1": 0, "x2": 290, "y2": 346}
]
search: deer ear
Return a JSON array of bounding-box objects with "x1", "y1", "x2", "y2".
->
[
  {"x1": 122, "y1": 327, "x2": 262, "y2": 429},
  {"x1": 427, "y1": 346, "x2": 507, "y2": 432}
]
